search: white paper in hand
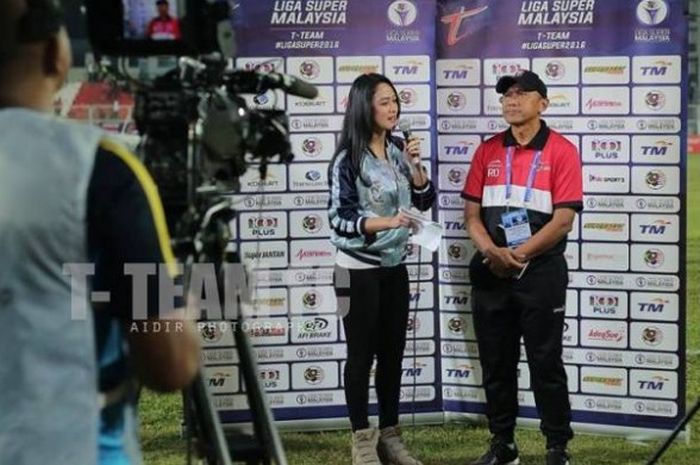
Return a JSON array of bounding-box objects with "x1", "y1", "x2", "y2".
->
[{"x1": 400, "y1": 207, "x2": 443, "y2": 252}]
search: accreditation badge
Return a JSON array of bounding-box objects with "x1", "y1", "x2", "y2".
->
[{"x1": 500, "y1": 208, "x2": 532, "y2": 247}]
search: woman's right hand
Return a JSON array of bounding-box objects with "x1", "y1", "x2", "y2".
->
[{"x1": 388, "y1": 211, "x2": 412, "y2": 229}]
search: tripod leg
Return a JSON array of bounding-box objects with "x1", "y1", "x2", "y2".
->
[{"x1": 646, "y1": 398, "x2": 700, "y2": 465}]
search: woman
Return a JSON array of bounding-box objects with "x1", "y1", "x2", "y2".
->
[{"x1": 328, "y1": 73, "x2": 435, "y2": 465}]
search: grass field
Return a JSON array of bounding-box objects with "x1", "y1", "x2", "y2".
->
[{"x1": 139, "y1": 157, "x2": 700, "y2": 465}]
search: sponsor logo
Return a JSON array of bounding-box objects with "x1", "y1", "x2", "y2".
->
[
  {"x1": 447, "y1": 243, "x2": 468, "y2": 261},
  {"x1": 445, "y1": 363, "x2": 474, "y2": 379},
  {"x1": 641, "y1": 326, "x2": 663, "y2": 346},
  {"x1": 639, "y1": 219, "x2": 671, "y2": 235},
  {"x1": 448, "y1": 168, "x2": 464, "y2": 186},
  {"x1": 295, "y1": 392, "x2": 335, "y2": 405},
  {"x1": 583, "y1": 222, "x2": 625, "y2": 233},
  {"x1": 589, "y1": 295, "x2": 620, "y2": 314},
  {"x1": 392, "y1": 63, "x2": 420, "y2": 76},
  {"x1": 305, "y1": 170, "x2": 321, "y2": 181},
  {"x1": 636, "y1": 0, "x2": 669, "y2": 26},
  {"x1": 299, "y1": 60, "x2": 320, "y2": 80},
  {"x1": 588, "y1": 329, "x2": 625, "y2": 342},
  {"x1": 645, "y1": 170, "x2": 667, "y2": 190},
  {"x1": 295, "y1": 248, "x2": 333, "y2": 262},
  {"x1": 248, "y1": 324, "x2": 286, "y2": 338},
  {"x1": 301, "y1": 137, "x2": 323, "y2": 157},
  {"x1": 441, "y1": 65, "x2": 473, "y2": 80},
  {"x1": 582, "y1": 376, "x2": 623, "y2": 387},
  {"x1": 200, "y1": 324, "x2": 224, "y2": 343},
  {"x1": 588, "y1": 174, "x2": 626, "y2": 183},
  {"x1": 645, "y1": 90, "x2": 666, "y2": 110},
  {"x1": 387, "y1": 0, "x2": 418, "y2": 27},
  {"x1": 640, "y1": 140, "x2": 673, "y2": 156},
  {"x1": 301, "y1": 289, "x2": 322, "y2": 310},
  {"x1": 490, "y1": 63, "x2": 524, "y2": 78},
  {"x1": 406, "y1": 315, "x2": 421, "y2": 333},
  {"x1": 447, "y1": 316, "x2": 466, "y2": 334},
  {"x1": 297, "y1": 317, "x2": 332, "y2": 339},
  {"x1": 337, "y1": 64, "x2": 379, "y2": 74},
  {"x1": 590, "y1": 138, "x2": 624, "y2": 160},
  {"x1": 638, "y1": 297, "x2": 670, "y2": 313},
  {"x1": 584, "y1": 65, "x2": 626, "y2": 75},
  {"x1": 243, "y1": 58, "x2": 283, "y2": 73},
  {"x1": 398, "y1": 88, "x2": 417, "y2": 108},
  {"x1": 253, "y1": 93, "x2": 269, "y2": 105},
  {"x1": 294, "y1": 194, "x2": 328, "y2": 208},
  {"x1": 585, "y1": 99, "x2": 623, "y2": 111},
  {"x1": 640, "y1": 60, "x2": 673, "y2": 77},
  {"x1": 446, "y1": 91, "x2": 466, "y2": 110},
  {"x1": 444, "y1": 291, "x2": 470, "y2": 306},
  {"x1": 440, "y1": 6, "x2": 489, "y2": 46},
  {"x1": 259, "y1": 368, "x2": 282, "y2": 389},
  {"x1": 208, "y1": 371, "x2": 232, "y2": 388},
  {"x1": 637, "y1": 375, "x2": 669, "y2": 391},
  {"x1": 643, "y1": 248, "x2": 665, "y2": 267},
  {"x1": 301, "y1": 214, "x2": 323, "y2": 234},
  {"x1": 303, "y1": 366, "x2": 325, "y2": 385},
  {"x1": 445, "y1": 141, "x2": 475, "y2": 156},
  {"x1": 247, "y1": 216, "x2": 280, "y2": 237},
  {"x1": 545, "y1": 60, "x2": 566, "y2": 80}
]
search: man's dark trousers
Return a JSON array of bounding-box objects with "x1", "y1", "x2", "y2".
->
[{"x1": 471, "y1": 255, "x2": 574, "y2": 448}]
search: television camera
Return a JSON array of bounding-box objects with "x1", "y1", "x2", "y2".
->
[{"x1": 84, "y1": 1, "x2": 317, "y2": 463}]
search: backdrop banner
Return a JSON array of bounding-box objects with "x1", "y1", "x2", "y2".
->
[{"x1": 198, "y1": 0, "x2": 687, "y2": 438}]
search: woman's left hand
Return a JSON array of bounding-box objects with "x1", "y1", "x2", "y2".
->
[{"x1": 404, "y1": 136, "x2": 421, "y2": 164}]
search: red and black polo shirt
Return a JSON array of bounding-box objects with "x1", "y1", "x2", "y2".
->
[{"x1": 461, "y1": 121, "x2": 583, "y2": 258}]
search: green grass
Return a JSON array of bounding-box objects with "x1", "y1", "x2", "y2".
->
[{"x1": 140, "y1": 157, "x2": 700, "y2": 465}]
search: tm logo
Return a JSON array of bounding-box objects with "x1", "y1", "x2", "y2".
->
[
  {"x1": 442, "y1": 67, "x2": 470, "y2": 80},
  {"x1": 393, "y1": 64, "x2": 419, "y2": 75},
  {"x1": 640, "y1": 61, "x2": 671, "y2": 76},
  {"x1": 638, "y1": 298, "x2": 669, "y2": 313},
  {"x1": 641, "y1": 140, "x2": 672, "y2": 156},
  {"x1": 639, "y1": 220, "x2": 671, "y2": 234}
]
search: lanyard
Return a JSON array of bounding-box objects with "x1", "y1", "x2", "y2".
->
[{"x1": 505, "y1": 146, "x2": 542, "y2": 207}]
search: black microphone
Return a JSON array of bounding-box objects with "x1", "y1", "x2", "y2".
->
[
  {"x1": 399, "y1": 118, "x2": 412, "y2": 141},
  {"x1": 399, "y1": 119, "x2": 421, "y2": 169},
  {"x1": 226, "y1": 70, "x2": 319, "y2": 99}
]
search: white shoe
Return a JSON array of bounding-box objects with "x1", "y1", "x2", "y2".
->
[
  {"x1": 352, "y1": 428, "x2": 382, "y2": 465},
  {"x1": 377, "y1": 426, "x2": 423, "y2": 465}
]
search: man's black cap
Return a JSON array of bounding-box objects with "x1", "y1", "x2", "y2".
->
[
  {"x1": 496, "y1": 70, "x2": 548, "y2": 99},
  {"x1": 156, "y1": 0, "x2": 169, "y2": 5}
]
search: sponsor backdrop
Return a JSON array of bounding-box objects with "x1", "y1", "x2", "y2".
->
[
  {"x1": 200, "y1": 0, "x2": 687, "y2": 438},
  {"x1": 435, "y1": 0, "x2": 687, "y2": 438}
]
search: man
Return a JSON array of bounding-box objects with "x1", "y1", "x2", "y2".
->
[
  {"x1": 461, "y1": 70, "x2": 582, "y2": 465},
  {"x1": 146, "y1": 0, "x2": 181, "y2": 40},
  {"x1": 0, "y1": 1, "x2": 199, "y2": 464}
]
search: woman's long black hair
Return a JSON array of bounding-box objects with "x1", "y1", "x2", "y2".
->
[{"x1": 328, "y1": 73, "x2": 401, "y2": 186}]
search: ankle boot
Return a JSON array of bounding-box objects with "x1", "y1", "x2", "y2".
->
[
  {"x1": 377, "y1": 426, "x2": 423, "y2": 465},
  {"x1": 352, "y1": 428, "x2": 381, "y2": 465}
]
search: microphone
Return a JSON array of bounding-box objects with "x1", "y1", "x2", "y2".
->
[
  {"x1": 226, "y1": 70, "x2": 319, "y2": 99},
  {"x1": 399, "y1": 118, "x2": 412, "y2": 141},
  {"x1": 399, "y1": 119, "x2": 421, "y2": 167}
]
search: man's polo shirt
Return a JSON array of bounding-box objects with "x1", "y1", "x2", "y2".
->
[{"x1": 461, "y1": 121, "x2": 583, "y2": 258}]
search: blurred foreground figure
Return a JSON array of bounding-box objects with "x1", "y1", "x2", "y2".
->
[{"x1": 0, "y1": 1, "x2": 199, "y2": 464}]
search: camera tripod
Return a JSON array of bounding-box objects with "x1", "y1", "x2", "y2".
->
[
  {"x1": 645, "y1": 397, "x2": 700, "y2": 465},
  {"x1": 178, "y1": 198, "x2": 288, "y2": 465}
]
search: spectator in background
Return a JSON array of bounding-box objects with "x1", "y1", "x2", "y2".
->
[
  {"x1": 146, "y1": 0, "x2": 180, "y2": 40},
  {"x1": 0, "y1": 1, "x2": 199, "y2": 464}
]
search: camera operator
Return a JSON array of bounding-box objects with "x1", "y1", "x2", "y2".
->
[{"x1": 0, "y1": 1, "x2": 200, "y2": 464}]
